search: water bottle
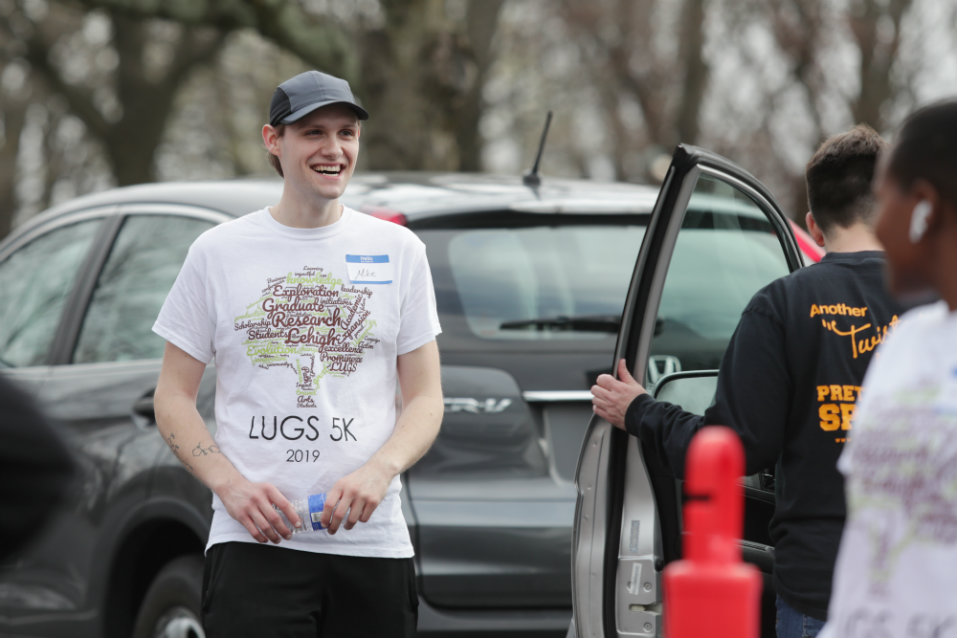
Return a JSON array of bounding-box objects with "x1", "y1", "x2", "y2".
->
[{"x1": 279, "y1": 492, "x2": 327, "y2": 533}]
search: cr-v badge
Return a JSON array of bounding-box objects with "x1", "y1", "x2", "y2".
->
[{"x1": 444, "y1": 397, "x2": 513, "y2": 414}]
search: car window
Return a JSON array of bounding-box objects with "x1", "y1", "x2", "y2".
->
[
  {"x1": 648, "y1": 174, "x2": 791, "y2": 383},
  {"x1": 447, "y1": 224, "x2": 645, "y2": 340},
  {"x1": 73, "y1": 214, "x2": 215, "y2": 363},
  {"x1": 0, "y1": 219, "x2": 101, "y2": 367}
]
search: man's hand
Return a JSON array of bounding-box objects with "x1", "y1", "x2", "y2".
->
[
  {"x1": 321, "y1": 460, "x2": 393, "y2": 534},
  {"x1": 318, "y1": 341, "x2": 442, "y2": 535},
  {"x1": 155, "y1": 342, "x2": 300, "y2": 544},
  {"x1": 591, "y1": 358, "x2": 648, "y2": 430},
  {"x1": 217, "y1": 478, "x2": 299, "y2": 544}
]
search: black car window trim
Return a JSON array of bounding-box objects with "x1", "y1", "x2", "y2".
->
[
  {"x1": 405, "y1": 210, "x2": 651, "y2": 231},
  {"x1": 55, "y1": 205, "x2": 234, "y2": 366},
  {"x1": 47, "y1": 214, "x2": 126, "y2": 366}
]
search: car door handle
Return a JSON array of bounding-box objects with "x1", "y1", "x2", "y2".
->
[{"x1": 132, "y1": 393, "x2": 156, "y2": 425}]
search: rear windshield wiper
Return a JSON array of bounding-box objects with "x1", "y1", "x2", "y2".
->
[{"x1": 499, "y1": 314, "x2": 621, "y2": 332}]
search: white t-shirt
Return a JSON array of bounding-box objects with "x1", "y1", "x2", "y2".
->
[
  {"x1": 153, "y1": 206, "x2": 441, "y2": 558},
  {"x1": 820, "y1": 301, "x2": 957, "y2": 638}
]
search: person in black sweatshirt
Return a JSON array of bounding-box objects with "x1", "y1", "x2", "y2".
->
[{"x1": 591, "y1": 124, "x2": 906, "y2": 638}]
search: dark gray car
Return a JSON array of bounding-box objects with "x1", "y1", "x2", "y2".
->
[
  {"x1": 0, "y1": 168, "x2": 810, "y2": 637},
  {"x1": 0, "y1": 173, "x2": 658, "y2": 637}
]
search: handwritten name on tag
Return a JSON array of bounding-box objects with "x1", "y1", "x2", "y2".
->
[{"x1": 346, "y1": 254, "x2": 393, "y2": 284}]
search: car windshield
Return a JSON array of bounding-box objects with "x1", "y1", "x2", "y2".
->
[{"x1": 447, "y1": 224, "x2": 644, "y2": 340}]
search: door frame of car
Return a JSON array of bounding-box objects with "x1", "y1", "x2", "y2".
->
[{"x1": 571, "y1": 144, "x2": 805, "y2": 637}]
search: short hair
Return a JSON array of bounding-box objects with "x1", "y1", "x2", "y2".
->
[
  {"x1": 805, "y1": 124, "x2": 886, "y2": 232},
  {"x1": 886, "y1": 98, "x2": 957, "y2": 211},
  {"x1": 266, "y1": 124, "x2": 286, "y2": 177}
]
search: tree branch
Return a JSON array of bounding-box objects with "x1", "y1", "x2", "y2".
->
[
  {"x1": 64, "y1": 0, "x2": 356, "y2": 77},
  {"x1": 22, "y1": 33, "x2": 111, "y2": 139}
]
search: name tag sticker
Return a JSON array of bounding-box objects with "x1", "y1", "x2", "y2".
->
[{"x1": 346, "y1": 254, "x2": 393, "y2": 284}]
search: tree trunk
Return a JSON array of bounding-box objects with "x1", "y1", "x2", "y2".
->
[
  {"x1": 0, "y1": 79, "x2": 28, "y2": 239},
  {"x1": 454, "y1": 0, "x2": 505, "y2": 171}
]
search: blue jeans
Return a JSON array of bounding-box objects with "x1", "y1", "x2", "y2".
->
[{"x1": 776, "y1": 595, "x2": 825, "y2": 638}]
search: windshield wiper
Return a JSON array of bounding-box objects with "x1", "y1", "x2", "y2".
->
[{"x1": 499, "y1": 314, "x2": 621, "y2": 332}]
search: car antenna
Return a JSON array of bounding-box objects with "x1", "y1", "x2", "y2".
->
[{"x1": 523, "y1": 110, "x2": 553, "y2": 189}]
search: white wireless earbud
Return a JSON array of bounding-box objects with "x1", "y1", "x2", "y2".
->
[{"x1": 909, "y1": 200, "x2": 932, "y2": 243}]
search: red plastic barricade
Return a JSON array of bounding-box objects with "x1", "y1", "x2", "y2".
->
[{"x1": 663, "y1": 426, "x2": 762, "y2": 638}]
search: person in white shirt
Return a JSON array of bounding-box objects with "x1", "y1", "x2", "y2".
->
[
  {"x1": 153, "y1": 69, "x2": 443, "y2": 637},
  {"x1": 820, "y1": 99, "x2": 956, "y2": 638}
]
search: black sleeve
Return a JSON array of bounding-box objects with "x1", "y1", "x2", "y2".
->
[
  {"x1": 625, "y1": 393, "x2": 705, "y2": 477},
  {"x1": 624, "y1": 293, "x2": 790, "y2": 478},
  {"x1": 0, "y1": 376, "x2": 76, "y2": 561},
  {"x1": 707, "y1": 300, "x2": 790, "y2": 475}
]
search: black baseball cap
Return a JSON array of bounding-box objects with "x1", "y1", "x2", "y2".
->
[{"x1": 269, "y1": 70, "x2": 369, "y2": 126}]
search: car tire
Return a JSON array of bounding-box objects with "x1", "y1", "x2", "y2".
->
[{"x1": 132, "y1": 554, "x2": 205, "y2": 638}]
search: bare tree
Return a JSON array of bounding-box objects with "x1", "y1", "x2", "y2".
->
[
  {"x1": 353, "y1": 0, "x2": 505, "y2": 170},
  {"x1": 55, "y1": 0, "x2": 503, "y2": 171},
  {"x1": 55, "y1": 0, "x2": 357, "y2": 76},
  {"x1": 0, "y1": 58, "x2": 31, "y2": 239},
  {"x1": 708, "y1": 0, "x2": 917, "y2": 220},
  {"x1": 3, "y1": 0, "x2": 952, "y2": 240},
  {"x1": 2, "y1": 0, "x2": 506, "y2": 236},
  {"x1": 557, "y1": 0, "x2": 711, "y2": 182},
  {"x1": 453, "y1": 0, "x2": 507, "y2": 171},
  {"x1": 1, "y1": 2, "x2": 108, "y2": 232},
  {"x1": 18, "y1": 7, "x2": 226, "y2": 185},
  {"x1": 848, "y1": 0, "x2": 911, "y2": 128}
]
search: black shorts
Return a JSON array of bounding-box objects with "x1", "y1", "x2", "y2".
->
[{"x1": 202, "y1": 542, "x2": 418, "y2": 637}]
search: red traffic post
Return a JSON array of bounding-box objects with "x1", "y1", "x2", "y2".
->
[{"x1": 663, "y1": 426, "x2": 762, "y2": 638}]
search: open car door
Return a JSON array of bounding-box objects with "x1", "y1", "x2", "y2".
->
[{"x1": 571, "y1": 145, "x2": 806, "y2": 637}]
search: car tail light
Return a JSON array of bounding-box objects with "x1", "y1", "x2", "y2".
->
[
  {"x1": 365, "y1": 208, "x2": 407, "y2": 226},
  {"x1": 788, "y1": 219, "x2": 824, "y2": 263}
]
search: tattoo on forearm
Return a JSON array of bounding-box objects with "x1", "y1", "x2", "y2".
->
[
  {"x1": 163, "y1": 432, "x2": 217, "y2": 474},
  {"x1": 192, "y1": 442, "x2": 221, "y2": 457}
]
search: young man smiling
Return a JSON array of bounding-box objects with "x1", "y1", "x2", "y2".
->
[{"x1": 153, "y1": 70, "x2": 443, "y2": 636}]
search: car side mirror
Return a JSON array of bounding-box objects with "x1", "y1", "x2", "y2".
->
[
  {"x1": 652, "y1": 370, "x2": 719, "y2": 416},
  {"x1": 654, "y1": 370, "x2": 775, "y2": 492}
]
